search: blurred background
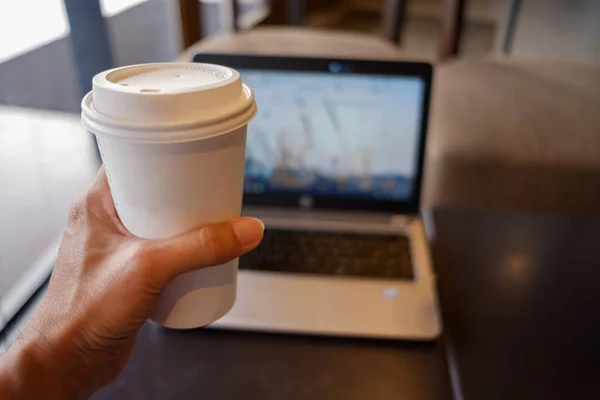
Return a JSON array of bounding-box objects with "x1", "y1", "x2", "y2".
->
[{"x1": 1, "y1": 0, "x2": 600, "y2": 111}]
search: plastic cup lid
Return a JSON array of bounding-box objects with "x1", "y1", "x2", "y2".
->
[{"x1": 81, "y1": 62, "x2": 257, "y2": 143}]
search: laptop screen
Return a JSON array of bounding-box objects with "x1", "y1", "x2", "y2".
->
[{"x1": 240, "y1": 69, "x2": 426, "y2": 202}]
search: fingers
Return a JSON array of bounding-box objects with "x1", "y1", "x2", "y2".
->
[{"x1": 144, "y1": 217, "x2": 264, "y2": 283}]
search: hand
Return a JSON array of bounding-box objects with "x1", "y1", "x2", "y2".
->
[{"x1": 0, "y1": 167, "x2": 264, "y2": 400}]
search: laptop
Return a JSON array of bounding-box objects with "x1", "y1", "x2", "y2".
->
[{"x1": 193, "y1": 54, "x2": 440, "y2": 340}]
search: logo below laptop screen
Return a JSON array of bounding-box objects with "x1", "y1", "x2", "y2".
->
[
  {"x1": 328, "y1": 62, "x2": 352, "y2": 73},
  {"x1": 299, "y1": 195, "x2": 314, "y2": 209}
]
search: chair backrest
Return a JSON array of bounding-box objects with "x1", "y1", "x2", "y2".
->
[{"x1": 176, "y1": 0, "x2": 469, "y2": 61}]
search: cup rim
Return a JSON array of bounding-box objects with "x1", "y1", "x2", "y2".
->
[{"x1": 81, "y1": 84, "x2": 257, "y2": 143}]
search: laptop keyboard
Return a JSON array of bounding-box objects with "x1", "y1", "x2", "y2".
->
[{"x1": 240, "y1": 229, "x2": 413, "y2": 280}]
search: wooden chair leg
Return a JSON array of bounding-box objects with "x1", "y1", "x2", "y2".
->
[
  {"x1": 177, "y1": 0, "x2": 202, "y2": 49},
  {"x1": 232, "y1": 0, "x2": 240, "y2": 31},
  {"x1": 381, "y1": 0, "x2": 408, "y2": 45},
  {"x1": 439, "y1": 0, "x2": 466, "y2": 60},
  {"x1": 503, "y1": 0, "x2": 523, "y2": 54},
  {"x1": 287, "y1": 0, "x2": 306, "y2": 26}
]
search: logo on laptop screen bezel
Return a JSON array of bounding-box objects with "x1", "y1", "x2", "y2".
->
[{"x1": 298, "y1": 195, "x2": 314, "y2": 210}]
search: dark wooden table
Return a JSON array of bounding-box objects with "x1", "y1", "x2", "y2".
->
[
  {"x1": 92, "y1": 325, "x2": 450, "y2": 400},
  {"x1": 4, "y1": 207, "x2": 600, "y2": 399},
  {"x1": 432, "y1": 209, "x2": 600, "y2": 400}
]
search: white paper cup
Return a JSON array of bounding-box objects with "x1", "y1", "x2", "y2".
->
[{"x1": 81, "y1": 62, "x2": 257, "y2": 329}]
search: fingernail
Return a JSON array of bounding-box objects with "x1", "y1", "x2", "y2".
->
[{"x1": 233, "y1": 217, "x2": 265, "y2": 246}]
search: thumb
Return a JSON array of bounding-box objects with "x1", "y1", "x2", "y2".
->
[{"x1": 145, "y1": 217, "x2": 264, "y2": 283}]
